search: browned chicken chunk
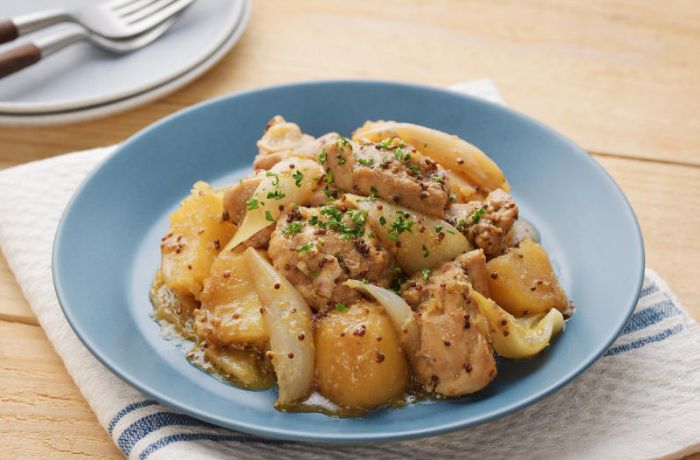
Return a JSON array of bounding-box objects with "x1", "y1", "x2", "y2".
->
[
  {"x1": 322, "y1": 137, "x2": 450, "y2": 217},
  {"x1": 221, "y1": 176, "x2": 273, "y2": 249},
  {"x1": 401, "y1": 259, "x2": 496, "y2": 397},
  {"x1": 445, "y1": 189, "x2": 518, "y2": 257},
  {"x1": 267, "y1": 205, "x2": 395, "y2": 310},
  {"x1": 456, "y1": 249, "x2": 490, "y2": 298},
  {"x1": 253, "y1": 115, "x2": 339, "y2": 170}
]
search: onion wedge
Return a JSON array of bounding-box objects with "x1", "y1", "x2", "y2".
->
[
  {"x1": 353, "y1": 121, "x2": 506, "y2": 192},
  {"x1": 224, "y1": 158, "x2": 323, "y2": 252},
  {"x1": 470, "y1": 289, "x2": 564, "y2": 359},
  {"x1": 245, "y1": 247, "x2": 314, "y2": 405},
  {"x1": 346, "y1": 194, "x2": 470, "y2": 274}
]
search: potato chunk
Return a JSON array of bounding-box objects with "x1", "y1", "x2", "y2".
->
[
  {"x1": 195, "y1": 250, "x2": 267, "y2": 349},
  {"x1": 315, "y1": 300, "x2": 409, "y2": 411},
  {"x1": 160, "y1": 182, "x2": 236, "y2": 299},
  {"x1": 485, "y1": 240, "x2": 570, "y2": 316}
]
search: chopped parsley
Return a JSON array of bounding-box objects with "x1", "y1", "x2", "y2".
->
[
  {"x1": 421, "y1": 267, "x2": 431, "y2": 281},
  {"x1": 318, "y1": 149, "x2": 327, "y2": 163},
  {"x1": 293, "y1": 170, "x2": 304, "y2": 187},
  {"x1": 434, "y1": 225, "x2": 443, "y2": 233},
  {"x1": 470, "y1": 208, "x2": 486, "y2": 224},
  {"x1": 325, "y1": 169, "x2": 334, "y2": 184},
  {"x1": 431, "y1": 175, "x2": 444, "y2": 183},
  {"x1": 449, "y1": 193, "x2": 457, "y2": 203},
  {"x1": 282, "y1": 222, "x2": 303, "y2": 235},
  {"x1": 358, "y1": 157, "x2": 374, "y2": 167},
  {"x1": 409, "y1": 165, "x2": 421, "y2": 174},
  {"x1": 378, "y1": 138, "x2": 392, "y2": 150},
  {"x1": 265, "y1": 171, "x2": 279, "y2": 186},
  {"x1": 323, "y1": 186, "x2": 335, "y2": 201},
  {"x1": 336, "y1": 153, "x2": 346, "y2": 165},
  {"x1": 265, "y1": 210, "x2": 275, "y2": 222},
  {"x1": 456, "y1": 219, "x2": 467, "y2": 231},
  {"x1": 422, "y1": 245, "x2": 430, "y2": 258},
  {"x1": 267, "y1": 190, "x2": 286, "y2": 200},
  {"x1": 337, "y1": 136, "x2": 352, "y2": 147},
  {"x1": 246, "y1": 197, "x2": 259, "y2": 210},
  {"x1": 296, "y1": 242, "x2": 315, "y2": 253},
  {"x1": 335, "y1": 303, "x2": 348, "y2": 313},
  {"x1": 388, "y1": 210, "x2": 414, "y2": 241},
  {"x1": 379, "y1": 215, "x2": 387, "y2": 226}
]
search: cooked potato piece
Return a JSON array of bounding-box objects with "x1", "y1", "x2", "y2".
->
[
  {"x1": 150, "y1": 271, "x2": 199, "y2": 339},
  {"x1": 486, "y1": 240, "x2": 570, "y2": 316},
  {"x1": 353, "y1": 121, "x2": 507, "y2": 192},
  {"x1": 471, "y1": 290, "x2": 564, "y2": 359},
  {"x1": 160, "y1": 182, "x2": 236, "y2": 299},
  {"x1": 315, "y1": 300, "x2": 409, "y2": 411},
  {"x1": 195, "y1": 250, "x2": 267, "y2": 349},
  {"x1": 346, "y1": 194, "x2": 470, "y2": 274},
  {"x1": 203, "y1": 346, "x2": 275, "y2": 390}
]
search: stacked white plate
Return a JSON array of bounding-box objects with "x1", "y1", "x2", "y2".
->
[{"x1": 0, "y1": 0, "x2": 251, "y2": 126}]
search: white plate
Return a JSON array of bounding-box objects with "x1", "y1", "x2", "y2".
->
[{"x1": 0, "y1": 0, "x2": 248, "y2": 118}]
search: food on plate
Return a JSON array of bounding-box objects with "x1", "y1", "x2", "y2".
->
[{"x1": 150, "y1": 116, "x2": 572, "y2": 416}]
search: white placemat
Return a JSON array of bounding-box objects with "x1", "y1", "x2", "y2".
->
[{"x1": 0, "y1": 81, "x2": 698, "y2": 460}]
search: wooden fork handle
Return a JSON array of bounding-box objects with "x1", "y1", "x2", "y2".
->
[
  {"x1": 0, "y1": 43, "x2": 41, "y2": 79},
  {"x1": 0, "y1": 19, "x2": 18, "y2": 44}
]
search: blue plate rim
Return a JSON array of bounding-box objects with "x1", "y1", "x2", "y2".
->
[{"x1": 52, "y1": 79, "x2": 645, "y2": 443}]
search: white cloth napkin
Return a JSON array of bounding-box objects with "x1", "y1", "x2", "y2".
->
[{"x1": 0, "y1": 81, "x2": 698, "y2": 460}]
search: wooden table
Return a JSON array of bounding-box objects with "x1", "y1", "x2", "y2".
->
[{"x1": 1, "y1": 1, "x2": 698, "y2": 458}]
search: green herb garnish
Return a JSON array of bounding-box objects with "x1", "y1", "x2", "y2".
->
[
  {"x1": 265, "y1": 210, "x2": 275, "y2": 222},
  {"x1": 335, "y1": 303, "x2": 348, "y2": 313},
  {"x1": 421, "y1": 267, "x2": 431, "y2": 281},
  {"x1": 296, "y1": 243, "x2": 315, "y2": 253},
  {"x1": 246, "y1": 197, "x2": 259, "y2": 210},
  {"x1": 358, "y1": 157, "x2": 374, "y2": 167},
  {"x1": 265, "y1": 171, "x2": 279, "y2": 186},
  {"x1": 282, "y1": 222, "x2": 303, "y2": 235},
  {"x1": 318, "y1": 149, "x2": 327, "y2": 163},
  {"x1": 267, "y1": 190, "x2": 286, "y2": 200},
  {"x1": 422, "y1": 245, "x2": 430, "y2": 258},
  {"x1": 325, "y1": 169, "x2": 334, "y2": 183},
  {"x1": 293, "y1": 170, "x2": 304, "y2": 187},
  {"x1": 379, "y1": 215, "x2": 387, "y2": 226},
  {"x1": 471, "y1": 208, "x2": 486, "y2": 224}
]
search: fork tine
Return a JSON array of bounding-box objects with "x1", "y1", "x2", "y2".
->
[
  {"x1": 125, "y1": 0, "x2": 193, "y2": 27},
  {"x1": 106, "y1": 0, "x2": 143, "y2": 9},
  {"x1": 114, "y1": 0, "x2": 161, "y2": 16},
  {"x1": 122, "y1": 0, "x2": 176, "y2": 22}
]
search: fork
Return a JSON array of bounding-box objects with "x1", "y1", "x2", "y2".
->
[
  {"x1": 0, "y1": 17, "x2": 178, "y2": 79},
  {"x1": 0, "y1": 0, "x2": 193, "y2": 44}
]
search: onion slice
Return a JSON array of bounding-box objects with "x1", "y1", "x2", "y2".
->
[
  {"x1": 470, "y1": 289, "x2": 564, "y2": 359},
  {"x1": 224, "y1": 158, "x2": 323, "y2": 252},
  {"x1": 245, "y1": 247, "x2": 314, "y2": 405}
]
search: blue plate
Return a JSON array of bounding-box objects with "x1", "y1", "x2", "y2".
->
[{"x1": 53, "y1": 81, "x2": 644, "y2": 443}]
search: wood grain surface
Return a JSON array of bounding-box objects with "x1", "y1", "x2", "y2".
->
[{"x1": 0, "y1": 0, "x2": 698, "y2": 458}]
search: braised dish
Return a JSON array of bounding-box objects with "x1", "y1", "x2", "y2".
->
[{"x1": 151, "y1": 116, "x2": 573, "y2": 416}]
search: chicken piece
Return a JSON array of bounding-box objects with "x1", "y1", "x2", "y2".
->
[
  {"x1": 322, "y1": 137, "x2": 450, "y2": 217},
  {"x1": 221, "y1": 176, "x2": 273, "y2": 249},
  {"x1": 456, "y1": 249, "x2": 490, "y2": 298},
  {"x1": 253, "y1": 115, "x2": 339, "y2": 170},
  {"x1": 401, "y1": 259, "x2": 496, "y2": 397},
  {"x1": 445, "y1": 189, "x2": 518, "y2": 257},
  {"x1": 267, "y1": 205, "x2": 395, "y2": 310}
]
